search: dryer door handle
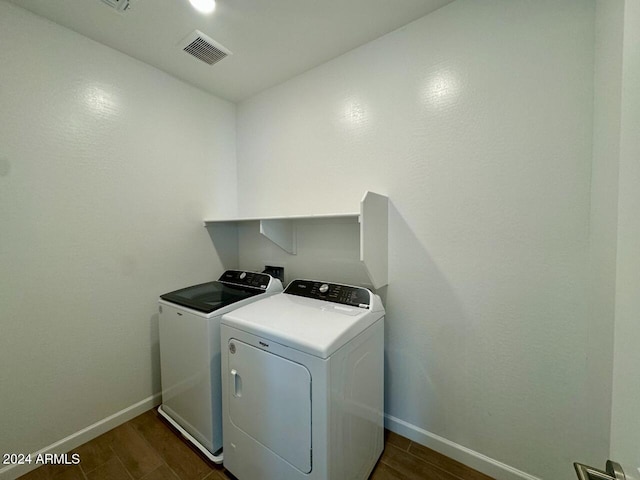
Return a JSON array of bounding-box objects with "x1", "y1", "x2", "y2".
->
[{"x1": 231, "y1": 369, "x2": 242, "y2": 398}]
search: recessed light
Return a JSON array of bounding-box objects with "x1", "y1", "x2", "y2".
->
[{"x1": 189, "y1": 0, "x2": 216, "y2": 14}]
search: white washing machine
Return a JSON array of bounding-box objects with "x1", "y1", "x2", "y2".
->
[
  {"x1": 221, "y1": 279, "x2": 385, "y2": 480},
  {"x1": 158, "y1": 270, "x2": 283, "y2": 463}
]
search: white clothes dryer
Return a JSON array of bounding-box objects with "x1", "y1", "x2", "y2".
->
[
  {"x1": 158, "y1": 270, "x2": 283, "y2": 463},
  {"x1": 221, "y1": 279, "x2": 385, "y2": 480}
]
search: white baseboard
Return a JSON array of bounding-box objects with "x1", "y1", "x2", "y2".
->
[
  {"x1": 2, "y1": 402, "x2": 539, "y2": 480},
  {"x1": 0, "y1": 393, "x2": 161, "y2": 480},
  {"x1": 384, "y1": 414, "x2": 542, "y2": 480}
]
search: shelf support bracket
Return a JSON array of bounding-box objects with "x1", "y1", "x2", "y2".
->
[
  {"x1": 260, "y1": 219, "x2": 297, "y2": 254},
  {"x1": 360, "y1": 191, "x2": 388, "y2": 289}
]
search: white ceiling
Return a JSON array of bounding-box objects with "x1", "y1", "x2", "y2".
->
[{"x1": 9, "y1": 0, "x2": 454, "y2": 102}]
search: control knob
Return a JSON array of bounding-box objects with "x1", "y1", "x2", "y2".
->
[{"x1": 319, "y1": 283, "x2": 329, "y2": 294}]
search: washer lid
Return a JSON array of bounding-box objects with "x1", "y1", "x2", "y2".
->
[
  {"x1": 159, "y1": 270, "x2": 281, "y2": 314},
  {"x1": 160, "y1": 281, "x2": 261, "y2": 314},
  {"x1": 221, "y1": 293, "x2": 384, "y2": 359}
]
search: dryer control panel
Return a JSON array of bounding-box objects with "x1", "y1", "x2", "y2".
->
[{"x1": 284, "y1": 279, "x2": 371, "y2": 308}]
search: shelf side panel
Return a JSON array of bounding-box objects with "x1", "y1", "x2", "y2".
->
[
  {"x1": 360, "y1": 192, "x2": 388, "y2": 289},
  {"x1": 205, "y1": 222, "x2": 240, "y2": 270}
]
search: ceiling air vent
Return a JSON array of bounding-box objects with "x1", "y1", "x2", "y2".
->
[
  {"x1": 99, "y1": 0, "x2": 135, "y2": 12},
  {"x1": 179, "y1": 30, "x2": 231, "y2": 66}
]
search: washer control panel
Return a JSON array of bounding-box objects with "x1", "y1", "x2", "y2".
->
[
  {"x1": 219, "y1": 270, "x2": 271, "y2": 290},
  {"x1": 284, "y1": 279, "x2": 371, "y2": 308}
]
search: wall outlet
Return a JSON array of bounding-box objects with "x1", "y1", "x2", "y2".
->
[{"x1": 263, "y1": 265, "x2": 284, "y2": 283}]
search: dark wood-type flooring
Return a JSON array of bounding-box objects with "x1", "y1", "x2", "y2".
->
[{"x1": 19, "y1": 408, "x2": 494, "y2": 480}]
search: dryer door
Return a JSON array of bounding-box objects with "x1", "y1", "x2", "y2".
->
[{"x1": 228, "y1": 339, "x2": 312, "y2": 473}]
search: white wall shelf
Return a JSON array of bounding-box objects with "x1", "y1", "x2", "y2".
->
[
  {"x1": 203, "y1": 191, "x2": 388, "y2": 289},
  {"x1": 204, "y1": 213, "x2": 360, "y2": 223}
]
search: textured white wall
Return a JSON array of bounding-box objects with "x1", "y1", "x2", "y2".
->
[
  {"x1": 237, "y1": 218, "x2": 371, "y2": 287},
  {"x1": 237, "y1": 1, "x2": 598, "y2": 478},
  {"x1": 610, "y1": 0, "x2": 640, "y2": 478},
  {"x1": 0, "y1": 0, "x2": 236, "y2": 461}
]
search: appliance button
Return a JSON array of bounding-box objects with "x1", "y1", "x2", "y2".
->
[{"x1": 319, "y1": 284, "x2": 329, "y2": 294}]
